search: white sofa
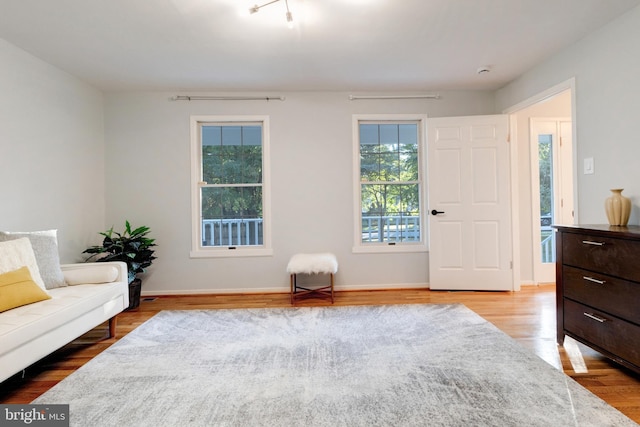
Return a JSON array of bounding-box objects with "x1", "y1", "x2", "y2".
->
[{"x1": 0, "y1": 261, "x2": 129, "y2": 383}]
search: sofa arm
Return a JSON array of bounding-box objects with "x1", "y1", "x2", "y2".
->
[{"x1": 61, "y1": 261, "x2": 128, "y2": 285}]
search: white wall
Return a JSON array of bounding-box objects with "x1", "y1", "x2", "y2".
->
[
  {"x1": 497, "y1": 5, "x2": 640, "y2": 226},
  {"x1": 0, "y1": 39, "x2": 106, "y2": 262},
  {"x1": 103, "y1": 91, "x2": 496, "y2": 294}
]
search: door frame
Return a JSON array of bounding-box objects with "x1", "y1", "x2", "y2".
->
[{"x1": 502, "y1": 77, "x2": 578, "y2": 290}]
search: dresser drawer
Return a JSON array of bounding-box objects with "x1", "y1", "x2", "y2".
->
[
  {"x1": 563, "y1": 265, "x2": 640, "y2": 325},
  {"x1": 564, "y1": 299, "x2": 640, "y2": 368},
  {"x1": 562, "y1": 232, "x2": 640, "y2": 282}
]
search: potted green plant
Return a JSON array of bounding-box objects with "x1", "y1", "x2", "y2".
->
[{"x1": 83, "y1": 221, "x2": 157, "y2": 310}]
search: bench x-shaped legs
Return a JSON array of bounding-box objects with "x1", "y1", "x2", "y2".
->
[{"x1": 290, "y1": 273, "x2": 334, "y2": 304}]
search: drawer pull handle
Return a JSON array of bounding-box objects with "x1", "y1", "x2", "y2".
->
[
  {"x1": 582, "y1": 240, "x2": 605, "y2": 246},
  {"x1": 583, "y1": 312, "x2": 607, "y2": 323},
  {"x1": 583, "y1": 276, "x2": 606, "y2": 285}
]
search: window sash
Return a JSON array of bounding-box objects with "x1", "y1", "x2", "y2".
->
[
  {"x1": 353, "y1": 116, "x2": 427, "y2": 253},
  {"x1": 191, "y1": 116, "x2": 272, "y2": 257}
]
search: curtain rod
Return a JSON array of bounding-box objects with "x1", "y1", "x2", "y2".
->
[
  {"x1": 349, "y1": 94, "x2": 441, "y2": 100},
  {"x1": 172, "y1": 95, "x2": 286, "y2": 101}
]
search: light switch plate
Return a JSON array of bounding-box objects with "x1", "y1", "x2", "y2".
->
[{"x1": 584, "y1": 157, "x2": 594, "y2": 175}]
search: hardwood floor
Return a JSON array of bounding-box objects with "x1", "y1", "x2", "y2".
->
[{"x1": 2, "y1": 285, "x2": 639, "y2": 423}]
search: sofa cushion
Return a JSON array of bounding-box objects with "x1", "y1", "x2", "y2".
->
[
  {"x1": 0, "y1": 282, "x2": 127, "y2": 358},
  {"x1": 0, "y1": 267, "x2": 51, "y2": 313},
  {"x1": 0, "y1": 230, "x2": 67, "y2": 289},
  {"x1": 0, "y1": 238, "x2": 46, "y2": 291}
]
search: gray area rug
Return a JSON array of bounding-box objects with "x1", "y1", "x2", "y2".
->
[{"x1": 34, "y1": 304, "x2": 637, "y2": 426}]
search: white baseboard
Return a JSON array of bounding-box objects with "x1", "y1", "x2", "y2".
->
[
  {"x1": 520, "y1": 281, "x2": 553, "y2": 287},
  {"x1": 141, "y1": 281, "x2": 545, "y2": 296},
  {"x1": 337, "y1": 283, "x2": 428, "y2": 291},
  {"x1": 141, "y1": 282, "x2": 429, "y2": 296}
]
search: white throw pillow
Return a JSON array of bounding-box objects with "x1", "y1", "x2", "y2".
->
[
  {"x1": 0, "y1": 230, "x2": 67, "y2": 289},
  {"x1": 0, "y1": 238, "x2": 47, "y2": 291},
  {"x1": 64, "y1": 265, "x2": 120, "y2": 285}
]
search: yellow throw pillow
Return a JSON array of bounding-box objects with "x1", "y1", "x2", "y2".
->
[{"x1": 0, "y1": 266, "x2": 51, "y2": 313}]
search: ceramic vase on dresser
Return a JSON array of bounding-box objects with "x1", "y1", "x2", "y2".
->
[{"x1": 605, "y1": 188, "x2": 631, "y2": 226}]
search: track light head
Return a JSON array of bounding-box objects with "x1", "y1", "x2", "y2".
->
[{"x1": 248, "y1": 0, "x2": 294, "y2": 26}]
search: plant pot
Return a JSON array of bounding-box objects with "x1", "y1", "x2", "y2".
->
[{"x1": 126, "y1": 278, "x2": 142, "y2": 310}]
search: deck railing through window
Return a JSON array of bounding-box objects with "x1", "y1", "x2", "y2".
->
[
  {"x1": 202, "y1": 219, "x2": 263, "y2": 246},
  {"x1": 202, "y1": 215, "x2": 420, "y2": 246},
  {"x1": 361, "y1": 215, "x2": 420, "y2": 242},
  {"x1": 541, "y1": 227, "x2": 555, "y2": 263}
]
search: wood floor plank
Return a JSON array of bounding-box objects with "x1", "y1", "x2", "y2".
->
[{"x1": 1, "y1": 285, "x2": 639, "y2": 422}]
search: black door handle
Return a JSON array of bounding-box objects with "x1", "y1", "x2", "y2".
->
[{"x1": 431, "y1": 209, "x2": 445, "y2": 216}]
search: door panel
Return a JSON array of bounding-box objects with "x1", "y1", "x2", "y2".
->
[
  {"x1": 474, "y1": 221, "x2": 500, "y2": 268},
  {"x1": 472, "y1": 147, "x2": 498, "y2": 201},
  {"x1": 428, "y1": 115, "x2": 512, "y2": 291},
  {"x1": 437, "y1": 149, "x2": 462, "y2": 202},
  {"x1": 439, "y1": 222, "x2": 463, "y2": 268}
]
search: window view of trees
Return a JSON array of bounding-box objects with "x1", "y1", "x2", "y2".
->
[
  {"x1": 538, "y1": 134, "x2": 555, "y2": 262},
  {"x1": 200, "y1": 124, "x2": 263, "y2": 246},
  {"x1": 359, "y1": 123, "x2": 421, "y2": 243},
  {"x1": 538, "y1": 134, "x2": 553, "y2": 219}
]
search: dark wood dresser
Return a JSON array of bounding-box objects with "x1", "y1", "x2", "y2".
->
[{"x1": 554, "y1": 224, "x2": 640, "y2": 373}]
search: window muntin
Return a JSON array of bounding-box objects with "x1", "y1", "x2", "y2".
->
[
  {"x1": 191, "y1": 116, "x2": 271, "y2": 257},
  {"x1": 354, "y1": 117, "x2": 426, "y2": 252},
  {"x1": 202, "y1": 125, "x2": 262, "y2": 185}
]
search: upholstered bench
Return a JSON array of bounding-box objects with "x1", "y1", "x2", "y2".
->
[{"x1": 286, "y1": 253, "x2": 338, "y2": 304}]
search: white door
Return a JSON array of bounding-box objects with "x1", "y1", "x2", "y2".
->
[
  {"x1": 530, "y1": 118, "x2": 573, "y2": 284},
  {"x1": 428, "y1": 115, "x2": 513, "y2": 291}
]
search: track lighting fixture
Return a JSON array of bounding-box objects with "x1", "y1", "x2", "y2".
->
[{"x1": 249, "y1": 0, "x2": 294, "y2": 27}]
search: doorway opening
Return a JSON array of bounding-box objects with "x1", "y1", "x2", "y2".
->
[{"x1": 505, "y1": 81, "x2": 576, "y2": 288}]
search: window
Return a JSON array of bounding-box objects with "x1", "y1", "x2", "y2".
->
[
  {"x1": 353, "y1": 115, "x2": 427, "y2": 253},
  {"x1": 537, "y1": 134, "x2": 555, "y2": 263},
  {"x1": 190, "y1": 116, "x2": 272, "y2": 257}
]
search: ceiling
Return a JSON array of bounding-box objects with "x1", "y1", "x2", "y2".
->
[{"x1": 1, "y1": 0, "x2": 639, "y2": 92}]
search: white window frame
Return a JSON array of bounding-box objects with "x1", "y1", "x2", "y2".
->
[
  {"x1": 190, "y1": 115, "x2": 273, "y2": 258},
  {"x1": 352, "y1": 114, "x2": 428, "y2": 254}
]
